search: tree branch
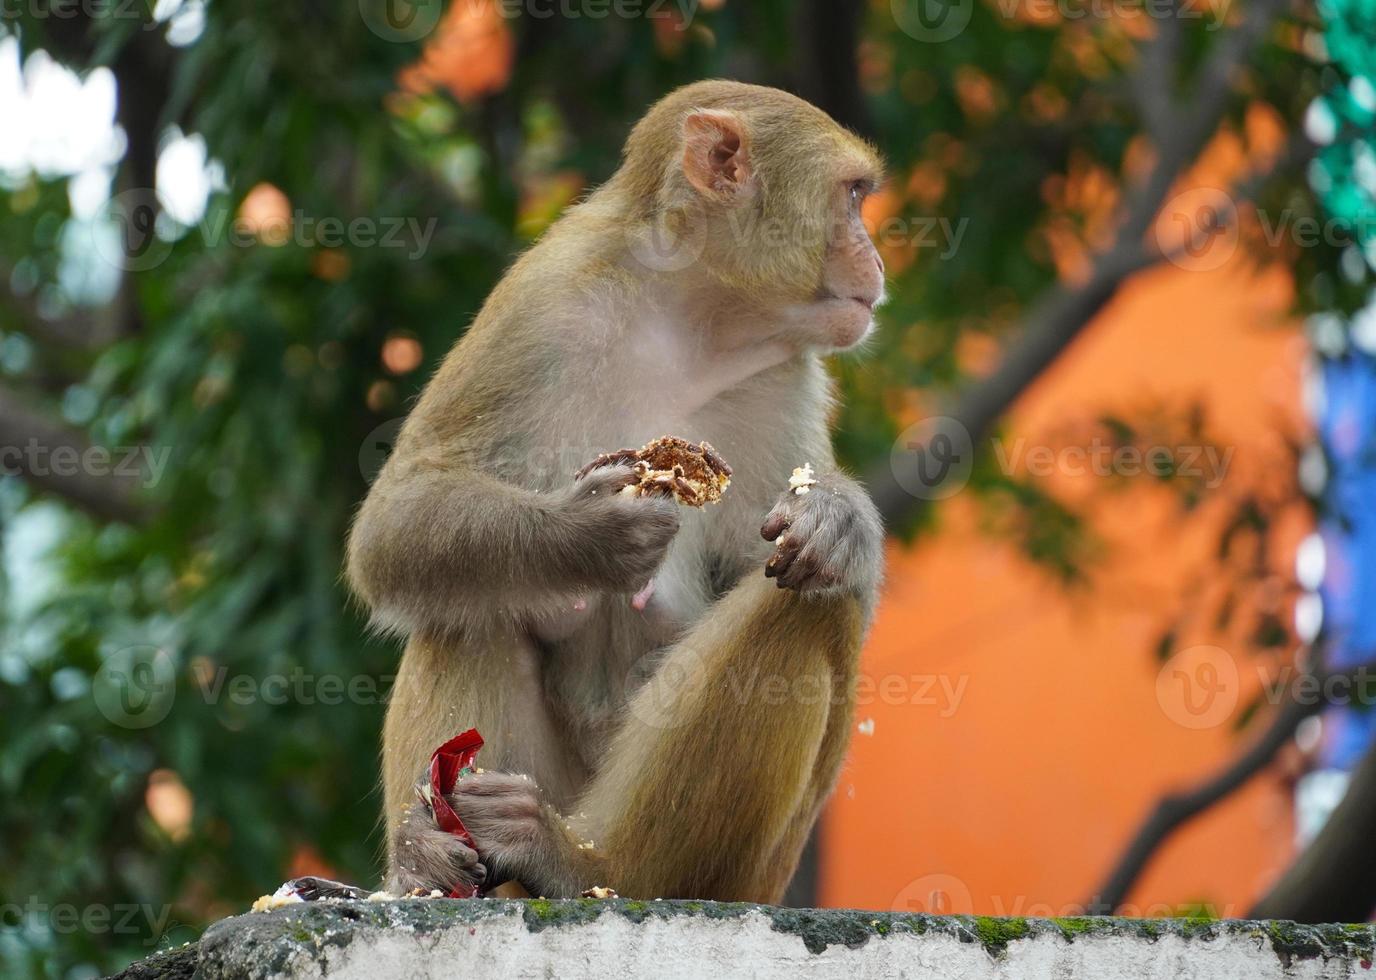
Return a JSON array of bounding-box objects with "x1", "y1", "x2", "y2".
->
[
  {"x1": 866, "y1": 0, "x2": 1304, "y2": 527},
  {"x1": 0, "y1": 387, "x2": 148, "y2": 525},
  {"x1": 1084, "y1": 647, "x2": 1374, "y2": 914},
  {"x1": 1249, "y1": 731, "x2": 1376, "y2": 922},
  {"x1": 793, "y1": 0, "x2": 871, "y2": 137},
  {"x1": 1128, "y1": 0, "x2": 1182, "y2": 142}
]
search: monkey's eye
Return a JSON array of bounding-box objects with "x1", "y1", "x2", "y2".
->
[{"x1": 847, "y1": 180, "x2": 869, "y2": 209}]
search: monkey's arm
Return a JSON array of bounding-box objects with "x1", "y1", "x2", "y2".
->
[{"x1": 348, "y1": 461, "x2": 679, "y2": 636}]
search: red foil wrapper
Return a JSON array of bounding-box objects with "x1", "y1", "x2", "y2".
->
[{"x1": 424, "y1": 727, "x2": 485, "y2": 898}]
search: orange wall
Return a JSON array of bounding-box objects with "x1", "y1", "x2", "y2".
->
[{"x1": 821, "y1": 255, "x2": 1309, "y2": 917}]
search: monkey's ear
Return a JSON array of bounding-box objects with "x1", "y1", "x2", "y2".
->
[{"x1": 681, "y1": 109, "x2": 754, "y2": 203}]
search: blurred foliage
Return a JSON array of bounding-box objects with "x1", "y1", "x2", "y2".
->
[{"x1": 0, "y1": 0, "x2": 1350, "y2": 974}]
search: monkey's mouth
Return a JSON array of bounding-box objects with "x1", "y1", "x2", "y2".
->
[{"x1": 820, "y1": 292, "x2": 879, "y2": 312}]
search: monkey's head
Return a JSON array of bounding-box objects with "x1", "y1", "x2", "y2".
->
[{"x1": 618, "y1": 80, "x2": 886, "y2": 350}]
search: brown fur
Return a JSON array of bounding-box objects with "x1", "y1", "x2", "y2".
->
[{"x1": 348, "y1": 80, "x2": 887, "y2": 901}]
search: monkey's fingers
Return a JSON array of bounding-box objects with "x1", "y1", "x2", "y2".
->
[
  {"x1": 574, "y1": 449, "x2": 641, "y2": 480},
  {"x1": 775, "y1": 543, "x2": 838, "y2": 592},
  {"x1": 450, "y1": 772, "x2": 535, "y2": 796},
  {"x1": 764, "y1": 536, "x2": 804, "y2": 582},
  {"x1": 760, "y1": 511, "x2": 791, "y2": 542}
]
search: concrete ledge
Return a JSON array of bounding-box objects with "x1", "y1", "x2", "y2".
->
[{"x1": 111, "y1": 900, "x2": 1376, "y2": 979}]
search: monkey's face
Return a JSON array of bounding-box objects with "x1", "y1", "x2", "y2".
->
[
  {"x1": 813, "y1": 176, "x2": 886, "y2": 350},
  {"x1": 671, "y1": 99, "x2": 886, "y2": 351}
]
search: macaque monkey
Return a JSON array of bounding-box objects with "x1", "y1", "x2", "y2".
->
[{"x1": 348, "y1": 80, "x2": 887, "y2": 902}]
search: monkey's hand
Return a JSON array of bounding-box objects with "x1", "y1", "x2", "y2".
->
[
  {"x1": 446, "y1": 771, "x2": 592, "y2": 897},
  {"x1": 566, "y1": 463, "x2": 681, "y2": 592},
  {"x1": 761, "y1": 472, "x2": 883, "y2": 597},
  {"x1": 388, "y1": 799, "x2": 487, "y2": 896}
]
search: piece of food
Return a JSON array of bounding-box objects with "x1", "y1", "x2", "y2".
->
[
  {"x1": 487, "y1": 881, "x2": 532, "y2": 899},
  {"x1": 251, "y1": 891, "x2": 304, "y2": 913},
  {"x1": 580, "y1": 886, "x2": 619, "y2": 899},
  {"x1": 788, "y1": 462, "x2": 818, "y2": 495},
  {"x1": 579, "y1": 436, "x2": 732, "y2": 507}
]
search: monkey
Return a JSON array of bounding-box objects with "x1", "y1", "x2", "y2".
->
[{"x1": 347, "y1": 79, "x2": 887, "y2": 903}]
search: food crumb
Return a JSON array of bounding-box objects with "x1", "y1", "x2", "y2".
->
[
  {"x1": 857, "y1": 717, "x2": 876, "y2": 736},
  {"x1": 789, "y1": 463, "x2": 818, "y2": 495},
  {"x1": 251, "y1": 892, "x2": 304, "y2": 913}
]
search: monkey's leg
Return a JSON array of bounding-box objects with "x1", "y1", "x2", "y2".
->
[
  {"x1": 382, "y1": 630, "x2": 585, "y2": 894},
  {"x1": 583, "y1": 574, "x2": 863, "y2": 901},
  {"x1": 421, "y1": 575, "x2": 860, "y2": 901}
]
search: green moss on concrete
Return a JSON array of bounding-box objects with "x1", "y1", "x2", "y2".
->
[
  {"x1": 1050, "y1": 916, "x2": 1100, "y2": 941},
  {"x1": 184, "y1": 898, "x2": 1376, "y2": 972},
  {"x1": 970, "y1": 916, "x2": 1030, "y2": 956},
  {"x1": 1262, "y1": 920, "x2": 1375, "y2": 966}
]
